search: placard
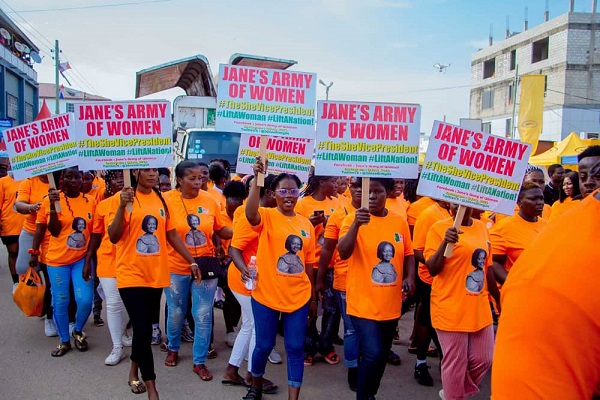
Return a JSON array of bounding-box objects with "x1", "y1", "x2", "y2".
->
[
  {"x1": 0, "y1": 118, "x2": 12, "y2": 158},
  {"x1": 417, "y1": 121, "x2": 532, "y2": 215},
  {"x1": 216, "y1": 64, "x2": 317, "y2": 139},
  {"x1": 74, "y1": 100, "x2": 172, "y2": 169},
  {"x1": 314, "y1": 101, "x2": 420, "y2": 177},
  {"x1": 3, "y1": 114, "x2": 78, "y2": 180},
  {"x1": 236, "y1": 134, "x2": 313, "y2": 182}
]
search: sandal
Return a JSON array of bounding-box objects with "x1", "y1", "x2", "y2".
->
[
  {"x1": 128, "y1": 380, "x2": 147, "y2": 394},
  {"x1": 241, "y1": 387, "x2": 262, "y2": 400},
  {"x1": 303, "y1": 355, "x2": 313, "y2": 366},
  {"x1": 262, "y1": 378, "x2": 278, "y2": 394},
  {"x1": 50, "y1": 342, "x2": 71, "y2": 357},
  {"x1": 207, "y1": 347, "x2": 217, "y2": 359},
  {"x1": 164, "y1": 350, "x2": 178, "y2": 367},
  {"x1": 324, "y1": 351, "x2": 340, "y2": 365},
  {"x1": 193, "y1": 364, "x2": 213, "y2": 381},
  {"x1": 72, "y1": 331, "x2": 88, "y2": 352}
]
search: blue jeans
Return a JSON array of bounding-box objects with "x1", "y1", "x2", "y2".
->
[
  {"x1": 47, "y1": 258, "x2": 93, "y2": 343},
  {"x1": 251, "y1": 298, "x2": 309, "y2": 388},
  {"x1": 165, "y1": 273, "x2": 218, "y2": 365},
  {"x1": 351, "y1": 316, "x2": 398, "y2": 400},
  {"x1": 334, "y1": 290, "x2": 358, "y2": 368}
]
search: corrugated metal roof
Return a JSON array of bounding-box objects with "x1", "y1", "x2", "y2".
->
[{"x1": 38, "y1": 83, "x2": 111, "y2": 101}]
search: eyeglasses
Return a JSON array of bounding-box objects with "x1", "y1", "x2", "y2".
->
[{"x1": 274, "y1": 189, "x2": 301, "y2": 197}]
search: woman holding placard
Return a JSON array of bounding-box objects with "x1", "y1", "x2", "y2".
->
[
  {"x1": 108, "y1": 168, "x2": 196, "y2": 399},
  {"x1": 244, "y1": 157, "x2": 316, "y2": 400},
  {"x1": 29, "y1": 167, "x2": 96, "y2": 357},
  {"x1": 337, "y1": 177, "x2": 415, "y2": 400},
  {"x1": 424, "y1": 205, "x2": 495, "y2": 400}
]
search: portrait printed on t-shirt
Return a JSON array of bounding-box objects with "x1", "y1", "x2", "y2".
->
[
  {"x1": 466, "y1": 248, "x2": 486, "y2": 293},
  {"x1": 372, "y1": 241, "x2": 398, "y2": 284},
  {"x1": 276, "y1": 234, "x2": 304, "y2": 274},
  {"x1": 66, "y1": 217, "x2": 87, "y2": 249},
  {"x1": 185, "y1": 214, "x2": 207, "y2": 247},
  {"x1": 136, "y1": 215, "x2": 160, "y2": 254}
]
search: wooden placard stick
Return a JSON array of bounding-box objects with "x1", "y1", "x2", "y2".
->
[
  {"x1": 361, "y1": 177, "x2": 370, "y2": 209},
  {"x1": 256, "y1": 135, "x2": 268, "y2": 187},
  {"x1": 123, "y1": 170, "x2": 133, "y2": 213},
  {"x1": 443, "y1": 205, "x2": 466, "y2": 258},
  {"x1": 46, "y1": 173, "x2": 61, "y2": 213}
]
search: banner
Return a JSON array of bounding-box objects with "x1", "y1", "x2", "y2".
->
[
  {"x1": 0, "y1": 118, "x2": 12, "y2": 158},
  {"x1": 418, "y1": 121, "x2": 532, "y2": 215},
  {"x1": 518, "y1": 74, "x2": 545, "y2": 154},
  {"x1": 3, "y1": 114, "x2": 78, "y2": 180},
  {"x1": 216, "y1": 64, "x2": 316, "y2": 139},
  {"x1": 314, "y1": 101, "x2": 420, "y2": 177},
  {"x1": 236, "y1": 134, "x2": 313, "y2": 182},
  {"x1": 74, "y1": 100, "x2": 172, "y2": 170}
]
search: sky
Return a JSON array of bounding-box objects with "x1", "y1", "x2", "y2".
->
[{"x1": 3, "y1": 0, "x2": 578, "y2": 135}]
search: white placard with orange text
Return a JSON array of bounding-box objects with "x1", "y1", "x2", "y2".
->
[
  {"x1": 314, "y1": 101, "x2": 420, "y2": 177},
  {"x1": 74, "y1": 100, "x2": 172, "y2": 170},
  {"x1": 216, "y1": 64, "x2": 317, "y2": 139},
  {"x1": 417, "y1": 120, "x2": 532, "y2": 215},
  {"x1": 3, "y1": 114, "x2": 78, "y2": 180},
  {"x1": 236, "y1": 134, "x2": 313, "y2": 182}
]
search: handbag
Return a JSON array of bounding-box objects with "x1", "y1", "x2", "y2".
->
[
  {"x1": 13, "y1": 267, "x2": 45, "y2": 317},
  {"x1": 195, "y1": 256, "x2": 224, "y2": 280}
]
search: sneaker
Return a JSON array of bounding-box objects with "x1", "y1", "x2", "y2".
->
[
  {"x1": 121, "y1": 330, "x2": 133, "y2": 347},
  {"x1": 439, "y1": 389, "x2": 445, "y2": 399},
  {"x1": 181, "y1": 324, "x2": 194, "y2": 343},
  {"x1": 414, "y1": 363, "x2": 434, "y2": 386},
  {"x1": 104, "y1": 346, "x2": 125, "y2": 366},
  {"x1": 12, "y1": 282, "x2": 18, "y2": 294},
  {"x1": 93, "y1": 316, "x2": 104, "y2": 327},
  {"x1": 226, "y1": 331, "x2": 237, "y2": 348},
  {"x1": 268, "y1": 347, "x2": 283, "y2": 364},
  {"x1": 151, "y1": 326, "x2": 161, "y2": 345},
  {"x1": 44, "y1": 319, "x2": 58, "y2": 337}
]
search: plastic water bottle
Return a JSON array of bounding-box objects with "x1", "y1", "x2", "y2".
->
[{"x1": 245, "y1": 256, "x2": 257, "y2": 291}]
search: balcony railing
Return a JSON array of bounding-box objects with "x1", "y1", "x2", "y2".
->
[{"x1": 0, "y1": 45, "x2": 37, "y2": 82}]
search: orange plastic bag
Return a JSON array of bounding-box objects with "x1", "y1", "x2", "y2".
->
[{"x1": 13, "y1": 268, "x2": 45, "y2": 317}]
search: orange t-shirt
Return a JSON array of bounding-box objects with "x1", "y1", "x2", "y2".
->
[
  {"x1": 244, "y1": 207, "x2": 316, "y2": 312},
  {"x1": 324, "y1": 203, "x2": 357, "y2": 291},
  {"x1": 340, "y1": 211, "x2": 413, "y2": 321},
  {"x1": 295, "y1": 195, "x2": 341, "y2": 265},
  {"x1": 109, "y1": 190, "x2": 175, "y2": 289},
  {"x1": 496, "y1": 203, "x2": 551, "y2": 222},
  {"x1": 491, "y1": 192, "x2": 600, "y2": 400},
  {"x1": 424, "y1": 218, "x2": 493, "y2": 332},
  {"x1": 92, "y1": 198, "x2": 117, "y2": 278},
  {"x1": 206, "y1": 187, "x2": 225, "y2": 211},
  {"x1": 490, "y1": 214, "x2": 549, "y2": 274},
  {"x1": 37, "y1": 193, "x2": 96, "y2": 267},
  {"x1": 87, "y1": 187, "x2": 106, "y2": 203},
  {"x1": 385, "y1": 196, "x2": 408, "y2": 221},
  {"x1": 17, "y1": 177, "x2": 49, "y2": 234},
  {"x1": 0, "y1": 175, "x2": 25, "y2": 236},
  {"x1": 336, "y1": 194, "x2": 351, "y2": 207},
  {"x1": 407, "y1": 196, "x2": 436, "y2": 226},
  {"x1": 164, "y1": 190, "x2": 224, "y2": 276},
  {"x1": 413, "y1": 203, "x2": 452, "y2": 285},
  {"x1": 228, "y1": 208, "x2": 259, "y2": 297},
  {"x1": 549, "y1": 197, "x2": 581, "y2": 221},
  {"x1": 92, "y1": 176, "x2": 106, "y2": 190}
]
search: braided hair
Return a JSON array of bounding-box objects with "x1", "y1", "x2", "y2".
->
[
  {"x1": 130, "y1": 169, "x2": 169, "y2": 218},
  {"x1": 301, "y1": 174, "x2": 336, "y2": 197},
  {"x1": 103, "y1": 169, "x2": 123, "y2": 197},
  {"x1": 59, "y1": 167, "x2": 89, "y2": 219}
]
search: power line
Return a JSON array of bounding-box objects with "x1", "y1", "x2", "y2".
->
[
  {"x1": 546, "y1": 87, "x2": 600, "y2": 104},
  {"x1": 0, "y1": 0, "x2": 54, "y2": 49},
  {"x1": 8, "y1": 0, "x2": 173, "y2": 13}
]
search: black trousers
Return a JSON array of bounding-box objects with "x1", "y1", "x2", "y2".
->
[{"x1": 119, "y1": 287, "x2": 163, "y2": 382}]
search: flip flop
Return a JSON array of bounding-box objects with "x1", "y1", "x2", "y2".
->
[
  {"x1": 262, "y1": 378, "x2": 278, "y2": 394},
  {"x1": 128, "y1": 380, "x2": 147, "y2": 394},
  {"x1": 51, "y1": 343, "x2": 71, "y2": 357},
  {"x1": 221, "y1": 377, "x2": 247, "y2": 387},
  {"x1": 324, "y1": 352, "x2": 340, "y2": 365}
]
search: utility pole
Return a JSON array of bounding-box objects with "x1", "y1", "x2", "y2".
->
[
  {"x1": 319, "y1": 79, "x2": 333, "y2": 100},
  {"x1": 54, "y1": 40, "x2": 60, "y2": 114}
]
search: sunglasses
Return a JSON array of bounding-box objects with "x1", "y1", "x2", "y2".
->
[{"x1": 274, "y1": 189, "x2": 301, "y2": 197}]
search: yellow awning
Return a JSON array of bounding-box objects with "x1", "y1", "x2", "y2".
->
[{"x1": 529, "y1": 132, "x2": 598, "y2": 168}]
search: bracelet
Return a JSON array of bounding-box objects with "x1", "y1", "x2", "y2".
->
[
  {"x1": 190, "y1": 263, "x2": 198, "y2": 267},
  {"x1": 28, "y1": 248, "x2": 40, "y2": 255}
]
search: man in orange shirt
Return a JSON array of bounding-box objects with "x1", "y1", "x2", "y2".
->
[{"x1": 492, "y1": 147, "x2": 600, "y2": 400}]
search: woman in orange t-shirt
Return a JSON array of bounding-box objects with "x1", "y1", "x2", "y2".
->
[
  {"x1": 550, "y1": 171, "x2": 581, "y2": 221},
  {"x1": 296, "y1": 173, "x2": 341, "y2": 365},
  {"x1": 108, "y1": 168, "x2": 196, "y2": 399},
  {"x1": 243, "y1": 158, "x2": 316, "y2": 400},
  {"x1": 424, "y1": 206, "x2": 495, "y2": 400},
  {"x1": 385, "y1": 178, "x2": 408, "y2": 220},
  {"x1": 83, "y1": 170, "x2": 129, "y2": 366},
  {"x1": 338, "y1": 178, "x2": 415, "y2": 400},
  {"x1": 29, "y1": 167, "x2": 96, "y2": 357},
  {"x1": 0, "y1": 174, "x2": 24, "y2": 284}
]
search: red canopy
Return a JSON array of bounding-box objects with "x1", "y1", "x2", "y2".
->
[{"x1": 35, "y1": 99, "x2": 52, "y2": 120}]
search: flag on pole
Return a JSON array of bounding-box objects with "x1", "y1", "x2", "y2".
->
[
  {"x1": 518, "y1": 75, "x2": 545, "y2": 154},
  {"x1": 59, "y1": 62, "x2": 71, "y2": 73},
  {"x1": 59, "y1": 84, "x2": 65, "y2": 99}
]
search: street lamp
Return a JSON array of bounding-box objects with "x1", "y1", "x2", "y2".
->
[{"x1": 319, "y1": 79, "x2": 333, "y2": 100}]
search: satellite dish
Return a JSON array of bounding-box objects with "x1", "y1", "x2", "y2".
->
[
  {"x1": 14, "y1": 42, "x2": 25, "y2": 52},
  {"x1": 0, "y1": 28, "x2": 10, "y2": 40},
  {"x1": 30, "y1": 51, "x2": 42, "y2": 63}
]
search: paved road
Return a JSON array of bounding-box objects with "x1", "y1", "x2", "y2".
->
[{"x1": 0, "y1": 246, "x2": 490, "y2": 400}]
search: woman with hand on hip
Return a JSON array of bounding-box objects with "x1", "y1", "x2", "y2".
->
[{"x1": 108, "y1": 168, "x2": 196, "y2": 400}]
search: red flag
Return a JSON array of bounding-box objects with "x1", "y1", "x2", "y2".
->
[{"x1": 59, "y1": 62, "x2": 71, "y2": 73}]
